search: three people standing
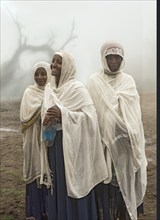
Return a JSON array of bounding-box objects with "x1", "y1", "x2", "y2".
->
[{"x1": 20, "y1": 43, "x2": 147, "y2": 220}]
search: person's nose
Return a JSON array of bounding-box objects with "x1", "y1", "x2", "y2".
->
[
  {"x1": 112, "y1": 57, "x2": 117, "y2": 64},
  {"x1": 50, "y1": 62, "x2": 57, "y2": 70},
  {"x1": 53, "y1": 61, "x2": 58, "y2": 68},
  {"x1": 38, "y1": 74, "x2": 43, "y2": 79}
]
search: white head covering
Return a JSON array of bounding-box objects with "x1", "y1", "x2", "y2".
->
[
  {"x1": 20, "y1": 61, "x2": 51, "y2": 123},
  {"x1": 33, "y1": 61, "x2": 51, "y2": 87},
  {"x1": 50, "y1": 50, "x2": 76, "y2": 88},
  {"x1": 100, "y1": 41, "x2": 125, "y2": 75},
  {"x1": 87, "y1": 42, "x2": 147, "y2": 220},
  {"x1": 41, "y1": 50, "x2": 108, "y2": 197},
  {"x1": 20, "y1": 61, "x2": 51, "y2": 184}
]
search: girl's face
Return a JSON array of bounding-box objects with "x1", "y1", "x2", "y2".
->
[
  {"x1": 106, "y1": 54, "x2": 122, "y2": 72},
  {"x1": 34, "y1": 67, "x2": 47, "y2": 86},
  {"x1": 50, "y1": 54, "x2": 62, "y2": 78}
]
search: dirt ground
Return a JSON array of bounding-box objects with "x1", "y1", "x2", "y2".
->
[{"x1": 0, "y1": 93, "x2": 156, "y2": 220}]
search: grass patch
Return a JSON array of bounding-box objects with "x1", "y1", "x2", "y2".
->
[
  {"x1": 0, "y1": 214, "x2": 16, "y2": 220},
  {"x1": 0, "y1": 99, "x2": 21, "y2": 112},
  {"x1": 0, "y1": 188, "x2": 24, "y2": 200},
  {"x1": 1, "y1": 169, "x2": 24, "y2": 182}
]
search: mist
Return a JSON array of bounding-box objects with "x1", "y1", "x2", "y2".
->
[{"x1": 1, "y1": 1, "x2": 156, "y2": 100}]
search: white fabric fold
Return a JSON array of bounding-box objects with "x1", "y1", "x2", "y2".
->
[
  {"x1": 41, "y1": 51, "x2": 108, "y2": 198},
  {"x1": 20, "y1": 61, "x2": 51, "y2": 184},
  {"x1": 87, "y1": 70, "x2": 147, "y2": 220}
]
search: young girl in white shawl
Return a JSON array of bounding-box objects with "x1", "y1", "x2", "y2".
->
[
  {"x1": 87, "y1": 42, "x2": 147, "y2": 220},
  {"x1": 20, "y1": 61, "x2": 51, "y2": 220},
  {"x1": 41, "y1": 50, "x2": 108, "y2": 220}
]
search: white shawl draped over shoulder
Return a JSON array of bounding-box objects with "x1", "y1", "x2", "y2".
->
[
  {"x1": 41, "y1": 51, "x2": 108, "y2": 198},
  {"x1": 20, "y1": 61, "x2": 51, "y2": 184},
  {"x1": 87, "y1": 70, "x2": 147, "y2": 220}
]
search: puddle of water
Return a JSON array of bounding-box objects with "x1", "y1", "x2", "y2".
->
[{"x1": 0, "y1": 128, "x2": 19, "y2": 132}]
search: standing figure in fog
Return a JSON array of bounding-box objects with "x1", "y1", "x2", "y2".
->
[
  {"x1": 20, "y1": 61, "x2": 51, "y2": 220},
  {"x1": 40, "y1": 50, "x2": 108, "y2": 220},
  {"x1": 87, "y1": 41, "x2": 147, "y2": 220}
]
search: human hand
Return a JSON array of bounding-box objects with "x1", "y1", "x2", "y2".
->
[{"x1": 43, "y1": 105, "x2": 61, "y2": 126}]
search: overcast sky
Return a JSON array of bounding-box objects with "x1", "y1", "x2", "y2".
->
[{"x1": 1, "y1": 0, "x2": 156, "y2": 97}]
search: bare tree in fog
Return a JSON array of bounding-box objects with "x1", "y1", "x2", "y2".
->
[{"x1": 1, "y1": 8, "x2": 77, "y2": 99}]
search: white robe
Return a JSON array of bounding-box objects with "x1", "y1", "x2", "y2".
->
[
  {"x1": 20, "y1": 62, "x2": 51, "y2": 184},
  {"x1": 20, "y1": 84, "x2": 44, "y2": 183},
  {"x1": 40, "y1": 50, "x2": 108, "y2": 198},
  {"x1": 87, "y1": 70, "x2": 147, "y2": 220}
]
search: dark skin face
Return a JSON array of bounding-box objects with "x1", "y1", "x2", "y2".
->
[
  {"x1": 43, "y1": 54, "x2": 62, "y2": 126},
  {"x1": 34, "y1": 67, "x2": 47, "y2": 86},
  {"x1": 106, "y1": 54, "x2": 122, "y2": 72},
  {"x1": 50, "y1": 54, "x2": 62, "y2": 87}
]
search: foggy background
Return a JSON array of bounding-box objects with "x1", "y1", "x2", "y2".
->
[{"x1": 1, "y1": 1, "x2": 156, "y2": 101}]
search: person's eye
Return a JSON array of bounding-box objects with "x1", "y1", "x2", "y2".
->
[
  {"x1": 41, "y1": 72, "x2": 46, "y2": 76},
  {"x1": 57, "y1": 60, "x2": 62, "y2": 65},
  {"x1": 107, "y1": 56, "x2": 112, "y2": 61},
  {"x1": 117, "y1": 57, "x2": 121, "y2": 62}
]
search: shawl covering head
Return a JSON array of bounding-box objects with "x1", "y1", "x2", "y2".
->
[
  {"x1": 87, "y1": 43, "x2": 147, "y2": 220},
  {"x1": 20, "y1": 61, "x2": 51, "y2": 184},
  {"x1": 41, "y1": 50, "x2": 108, "y2": 198},
  {"x1": 100, "y1": 41, "x2": 125, "y2": 75},
  {"x1": 20, "y1": 61, "x2": 51, "y2": 124},
  {"x1": 50, "y1": 50, "x2": 76, "y2": 88}
]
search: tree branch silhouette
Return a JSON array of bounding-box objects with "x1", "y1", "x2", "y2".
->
[{"x1": 1, "y1": 7, "x2": 77, "y2": 98}]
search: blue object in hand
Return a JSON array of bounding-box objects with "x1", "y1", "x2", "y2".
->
[{"x1": 42, "y1": 125, "x2": 57, "y2": 146}]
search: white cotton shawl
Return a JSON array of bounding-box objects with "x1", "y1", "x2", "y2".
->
[
  {"x1": 87, "y1": 44, "x2": 147, "y2": 220},
  {"x1": 20, "y1": 61, "x2": 51, "y2": 184},
  {"x1": 41, "y1": 50, "x2": 108, "y2": 198}
]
